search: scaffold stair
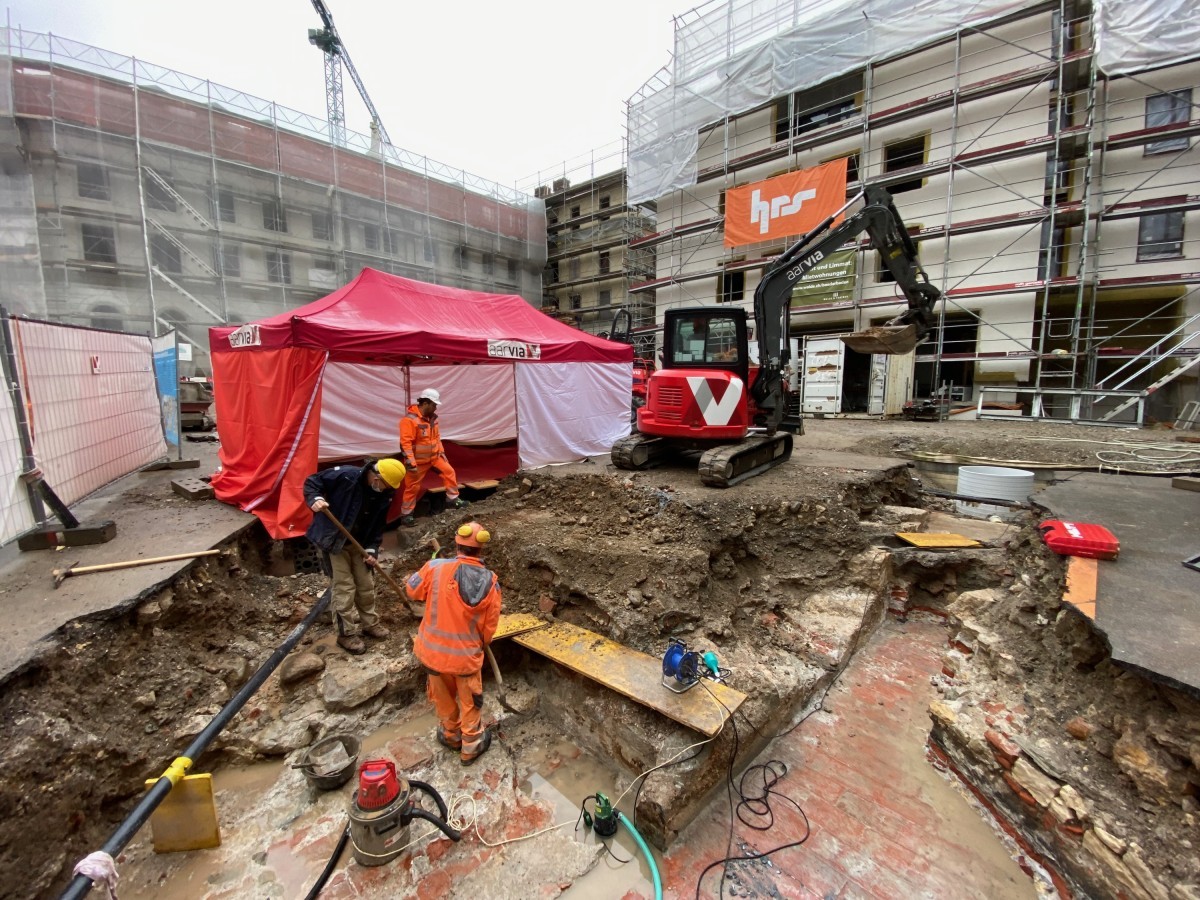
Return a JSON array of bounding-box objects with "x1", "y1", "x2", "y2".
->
[{"x1": 1098, "y1": 354, "x2": 1200, "y2": 423}]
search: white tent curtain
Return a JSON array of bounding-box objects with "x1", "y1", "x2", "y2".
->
[
  {"x1": 515, "y1": 362, "x2": 632, "y2": 469},
  {"x1": 318, "y1": 362, "x2": 518, "y2": 460}
]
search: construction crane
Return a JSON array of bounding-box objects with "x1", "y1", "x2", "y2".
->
[{"x1": 307, "y1": 0, "x2": 392, "y2": 148}]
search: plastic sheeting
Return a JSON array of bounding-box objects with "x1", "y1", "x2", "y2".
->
[
  {"x1": 515, "y1": 363, "x2": 633, "y2": 469},
  {"x1": 628, "y1": 0, "x2": 1199, "y2": 204}
]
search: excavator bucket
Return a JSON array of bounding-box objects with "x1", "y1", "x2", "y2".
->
[{"x1": 841, "y1": 324, "x2": 921, "y2": 356}]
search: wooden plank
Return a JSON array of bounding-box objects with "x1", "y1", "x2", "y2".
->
[
  {"x1": 514, "y1": 621, "x2": 745, "y2": 736},
  {"x1": 464, "y1": 479, "x2": 501, "y2": 490},
  {"x1": 1064, "y1": 556, "x2": 1097, "y2": 620},
  {"x1": 896, "y1": 532, "x2": 982, "y2": 548},
  {"x1": 492, "y1": 613, "x2": 549, "y2": 641}
]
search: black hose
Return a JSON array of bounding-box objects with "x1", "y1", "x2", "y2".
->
[
  {"x1": 60, "y1": 587, "x2": 335, "y2": 900},
  {"x1": 303, "y1": 821, "x2": 350, "y2": 900},
  {"x1": 407, "y1": 808, "x2": 462, "y2": 842},
  {"x1": 407, "y1": 778, "x2": 451, "y2": 824}
]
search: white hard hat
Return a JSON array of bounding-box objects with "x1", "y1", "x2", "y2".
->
[{"x1": 417, "y1": 388, "x2": 441, "y2": 405}]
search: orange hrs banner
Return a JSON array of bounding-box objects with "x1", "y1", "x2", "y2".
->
[{"x1": 724, "y1": 158, "x2": 848, "y2": 248}]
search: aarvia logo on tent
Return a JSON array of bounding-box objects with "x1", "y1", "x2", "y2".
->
[
  {"x1": 488, "y1": 340, "x2": 541, "y2": 360},
  {"x1": 228, "y1": 324, "x2": 261, "y2": 349}
]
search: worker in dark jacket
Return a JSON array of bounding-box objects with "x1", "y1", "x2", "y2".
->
[{"x1": 304, "y1": 459, "x2": 406, "y2": 655}]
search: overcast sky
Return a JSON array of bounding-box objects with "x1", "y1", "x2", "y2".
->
[{"x1": 7, "y1": 0, "x2": 688, "y2": 191}]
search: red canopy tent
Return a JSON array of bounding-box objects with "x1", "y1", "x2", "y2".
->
[{"x1": 209, "y1": 269, "x2": 632, "y2": 539}]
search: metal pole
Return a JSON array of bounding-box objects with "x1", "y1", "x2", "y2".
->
[{"x1": 61, "y1": 587, "x2": 334, "y2": 899}]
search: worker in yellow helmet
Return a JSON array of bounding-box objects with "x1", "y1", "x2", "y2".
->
[
  {"x1": 304, "y1": 458, "x2": 406, "y2": 655},
  {"x1": 406, "y1": 521, "x2": 502, "y2": 765}
]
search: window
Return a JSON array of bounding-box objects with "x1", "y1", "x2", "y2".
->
[
  {"x1": 507, "y1": 259, "x2": 518, "y2": 281},
  {"x1": 883, "y1": 136, "x2": 927, "y2": 194},
  {"x1": 599, "y1": 195, "x2": 611, "y2": 221},
  {"x1": 90, "y1": 304, "x2": 123, "y2": 331},
  {"x1": 599, "y1": 289, "x2": 612, "y2": 306},
  {"x1": 599, "y1": 251, "x2": 611, "y2": 275},
  {"x1": 312, "y1": 212, "x2": 333, "y2": 241},
  {"x1": 548, "y1": 261, "x2": 559, "y2": 284},
  {"x1": 217, "y1": 189, "x2": 236, "y2": 223},
  {"x1": 1138, "y1": 212, "x2": 1184, "y2": 261},
  {"x1": 569, "y1": 257, "x2": 580, "y2": 280},
  {"x1": 775, "y1": 71, "x2": 863, "y2": 142},
  {"x1": 81, "y1": 223, "x2": 117, "y2": 264},
  {"x1": 1145, "y1": 90, "x2": 1192, "y2": 154},
  {"x1": 150, "y1": 233, "x2": 182, "y2": 274},
  {"x1": 570, "y1": 205, "x2": 581, "y2": 219},
  {"x1": 214, "y1": 244, "x2": 241, "y2": 278},
  {"x1": 876, "y1": 252, "x2": 896, "y2": 283},
  {"x1": 482, "y1": 253, "x2": 494, "y2": 275},
  {"x1": 719, "y1": 269, "x2": 745, "y2": 304},
  {"x1": 454, "y1": 246, "x2": 468, "y2": 269},
  {"x1": 313, "y1": 256, "x2": 336, "y2": 271},
  {"x1": 423, "y1": 237, "x2": 436, "y2": 263},
  {"x1": 77, "y1": 163, "x2": 109, "y2": 200},
  {"x1": 569, "y1": 293, "x2": 582, "y2": 310},
  {"x1": 266, "y1": 249, "x2": 292, "y2": 283},
  {"x1": 363, "y1": 223, "x2": 380, "y2": 251},
  {"x1": 262, "y1": 199, "x2": 287, "y2": 232},
  {"x1": 548, "y1": 210, "x2": 559, "y2": 225},
  {"x1": 825, "y1": 153, "x2": 860, "y2": 184},
  {"x1": 144, "y1": 175, "x2": 176, "y2": 212},
  {"x1": 671, "y1": 313, "x2": 741, "y2": 363}
]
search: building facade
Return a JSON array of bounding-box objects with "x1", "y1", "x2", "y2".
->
[
  {"x1": 525, "y1": 149, "x2": 658, "y2": 362},
  {"x1": 627, "y1": 0, "x2": 1199, "y2": 423},
  {"x1": 0, "y1": 30, "x2": 546, "y2": 376}
]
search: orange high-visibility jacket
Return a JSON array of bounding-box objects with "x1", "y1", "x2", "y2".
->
[
  {"x1": 399, "y1": 405, "x2": 444, "y2": 470},
  {"x1": 407, "y1": 555, "x2": 501, "y2": 675}
]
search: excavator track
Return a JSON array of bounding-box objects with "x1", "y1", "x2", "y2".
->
[
  {"x1": 610, "y1": 433, "x2": 671, "y2": 470},
  {"x1": 698, "y1": 433, "x2": 793, "y2": 488}
]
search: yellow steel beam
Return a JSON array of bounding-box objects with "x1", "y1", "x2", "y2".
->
[
  {"x1": 896, "y1": 532, "x2": 982, "y2": 548},
  {"x1": 514, "y1": 621, "x2": 745, "y2": 736}
]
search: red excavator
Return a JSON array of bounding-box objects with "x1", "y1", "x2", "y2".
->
[{"x1": 611, "y1": 185, "x2": 942, "y2": 487}]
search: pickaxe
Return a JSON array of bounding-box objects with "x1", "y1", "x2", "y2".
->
[{"x1": 53, "y1": 549, "x2": 223, "y2": 588}]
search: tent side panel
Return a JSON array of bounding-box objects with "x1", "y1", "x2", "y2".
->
[
  {"x1": 515, "y1": 363, "x2": 632, "y2": 469},
  {"x1": 210, "y1": 347, "x2": 327, "y2": 539}
]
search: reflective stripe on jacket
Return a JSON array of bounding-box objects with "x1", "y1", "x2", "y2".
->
[
  {"x1": 407, "y1": 555, "x2": 501, "y2": 675},
  {"x1": 400, "y1": 405, "x2": 443, "y2": 468}
]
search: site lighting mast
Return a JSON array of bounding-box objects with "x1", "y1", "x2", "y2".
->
[{"x1": 307, "y1": 0, "x2": 393, "y2": 149}]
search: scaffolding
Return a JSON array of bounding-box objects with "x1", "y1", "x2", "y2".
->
[
  {"x1": 0, "y1": 28, "x2": 547, "y2": 376},
  {"x1": 626, "y1": 0, "x2": 1200, "y2": 423},
  {"x1": 518, "y1": 141, "x2": 659, "y2": 361}
]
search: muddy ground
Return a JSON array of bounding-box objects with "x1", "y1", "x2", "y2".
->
[{"x1": 0, "y1": 416, "x2": 1197, "y2": 898}]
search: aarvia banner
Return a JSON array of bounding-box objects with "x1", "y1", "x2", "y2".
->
[{"x1": 724, "y1": 158, "x2": 848, "y2": 249}]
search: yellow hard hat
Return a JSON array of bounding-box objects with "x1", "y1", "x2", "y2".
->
[
  {"x1": 374, "y1": 458, "x2": 406, "y2": 488},
  {"x1": 455, "y1": 521, "x2": 491, "y2": 548}
]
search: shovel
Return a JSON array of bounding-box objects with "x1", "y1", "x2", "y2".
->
[{"x1": 320, "y1": 508, "x2": 411, "y2": 603}]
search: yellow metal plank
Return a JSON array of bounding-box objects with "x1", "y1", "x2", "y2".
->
[
  {"x1": 514, "y1": 621, "x2": 745, "y2": 736},
  {"x1": 896, "y1": 532, "x2": 982, "y2": 548},
  {"x1": 146, "y1": 774, "x2": 221, "y2": 853},
  {"x1": 493, "y1": 613, "x2": 550, "y2": 641}
]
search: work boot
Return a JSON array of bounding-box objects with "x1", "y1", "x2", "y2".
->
[
  {"x1": 400, "y1": 515, "x2": 416, "y2": 527},
  {"x1": 452, "y1": 498, "x2": 470, "y2": 509},
  {"x1": 337, "y1": 634, "x2": 366, "y2": 655},
  {"x1": 460, "y1": 728, "x2": 492, "y2": 766},
  {"x1": 362, "y1": 624, "x2": 390, "y2": 640},
  {"x1": 436, "y1": 725, "x2": 462, "y2": 752}
]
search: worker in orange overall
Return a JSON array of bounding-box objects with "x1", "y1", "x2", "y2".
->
[
  {"x1": 398, "y1": 388, "x2": 468, "y2": 527},
  {"x1": 406, "y1": 521, "x2": 502, "y2": 766}
]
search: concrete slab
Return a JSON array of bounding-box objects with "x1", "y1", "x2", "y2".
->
[
  {"x1": 1038, "y1": 473, "x2": 1200, "y2": 696},
  {"x1": 0, "y1": 443, "x2": 254, "y2": 685}
]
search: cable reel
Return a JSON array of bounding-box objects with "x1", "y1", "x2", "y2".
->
[{"x1": 661, "y1": 638, "x2": 728, "y2": 694}]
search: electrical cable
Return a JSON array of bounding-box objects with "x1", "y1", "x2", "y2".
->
[{"x1": 693, "y1": 681, "x2": 814, "y2": 899}]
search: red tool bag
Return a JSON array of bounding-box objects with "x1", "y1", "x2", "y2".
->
[{"x1": 1039, "y1": 520, "x2": 1120, "y2": 560}]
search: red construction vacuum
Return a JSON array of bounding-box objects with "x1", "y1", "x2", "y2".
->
[{"x1": 347, "y1": 759, "x2": 461, "y2": 866}]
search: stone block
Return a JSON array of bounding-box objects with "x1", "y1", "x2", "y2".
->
[{"x1": 171, "y1": 477, "x2": 214, "y2": 500}]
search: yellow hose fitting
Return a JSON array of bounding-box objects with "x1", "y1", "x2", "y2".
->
[{"x1": 163, "y1": 756, "x2": 193, "y2": 785}]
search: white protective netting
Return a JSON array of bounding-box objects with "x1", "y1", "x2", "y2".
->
[{"x1": 628, "y1": 0, "x2": 1200, "y2": 204}]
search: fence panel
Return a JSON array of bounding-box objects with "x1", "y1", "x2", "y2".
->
[{"x1": 0, "y1": 341, "x2": 34, "y2": 543}]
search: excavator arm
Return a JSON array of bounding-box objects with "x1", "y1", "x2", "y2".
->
[{"x1": 750, "y1": 184, "x2": 942, "y2": 430}]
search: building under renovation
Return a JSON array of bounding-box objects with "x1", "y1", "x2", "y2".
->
[
  {"x1": 523, "y1": 145, "x2": 658, "y2": 360},
  {"x1": 0, "y1": 29, "x2": 546, "y2": 376},
  {"x1": 627, "y1": 0, "x2": 1200, "y2": 424}
]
